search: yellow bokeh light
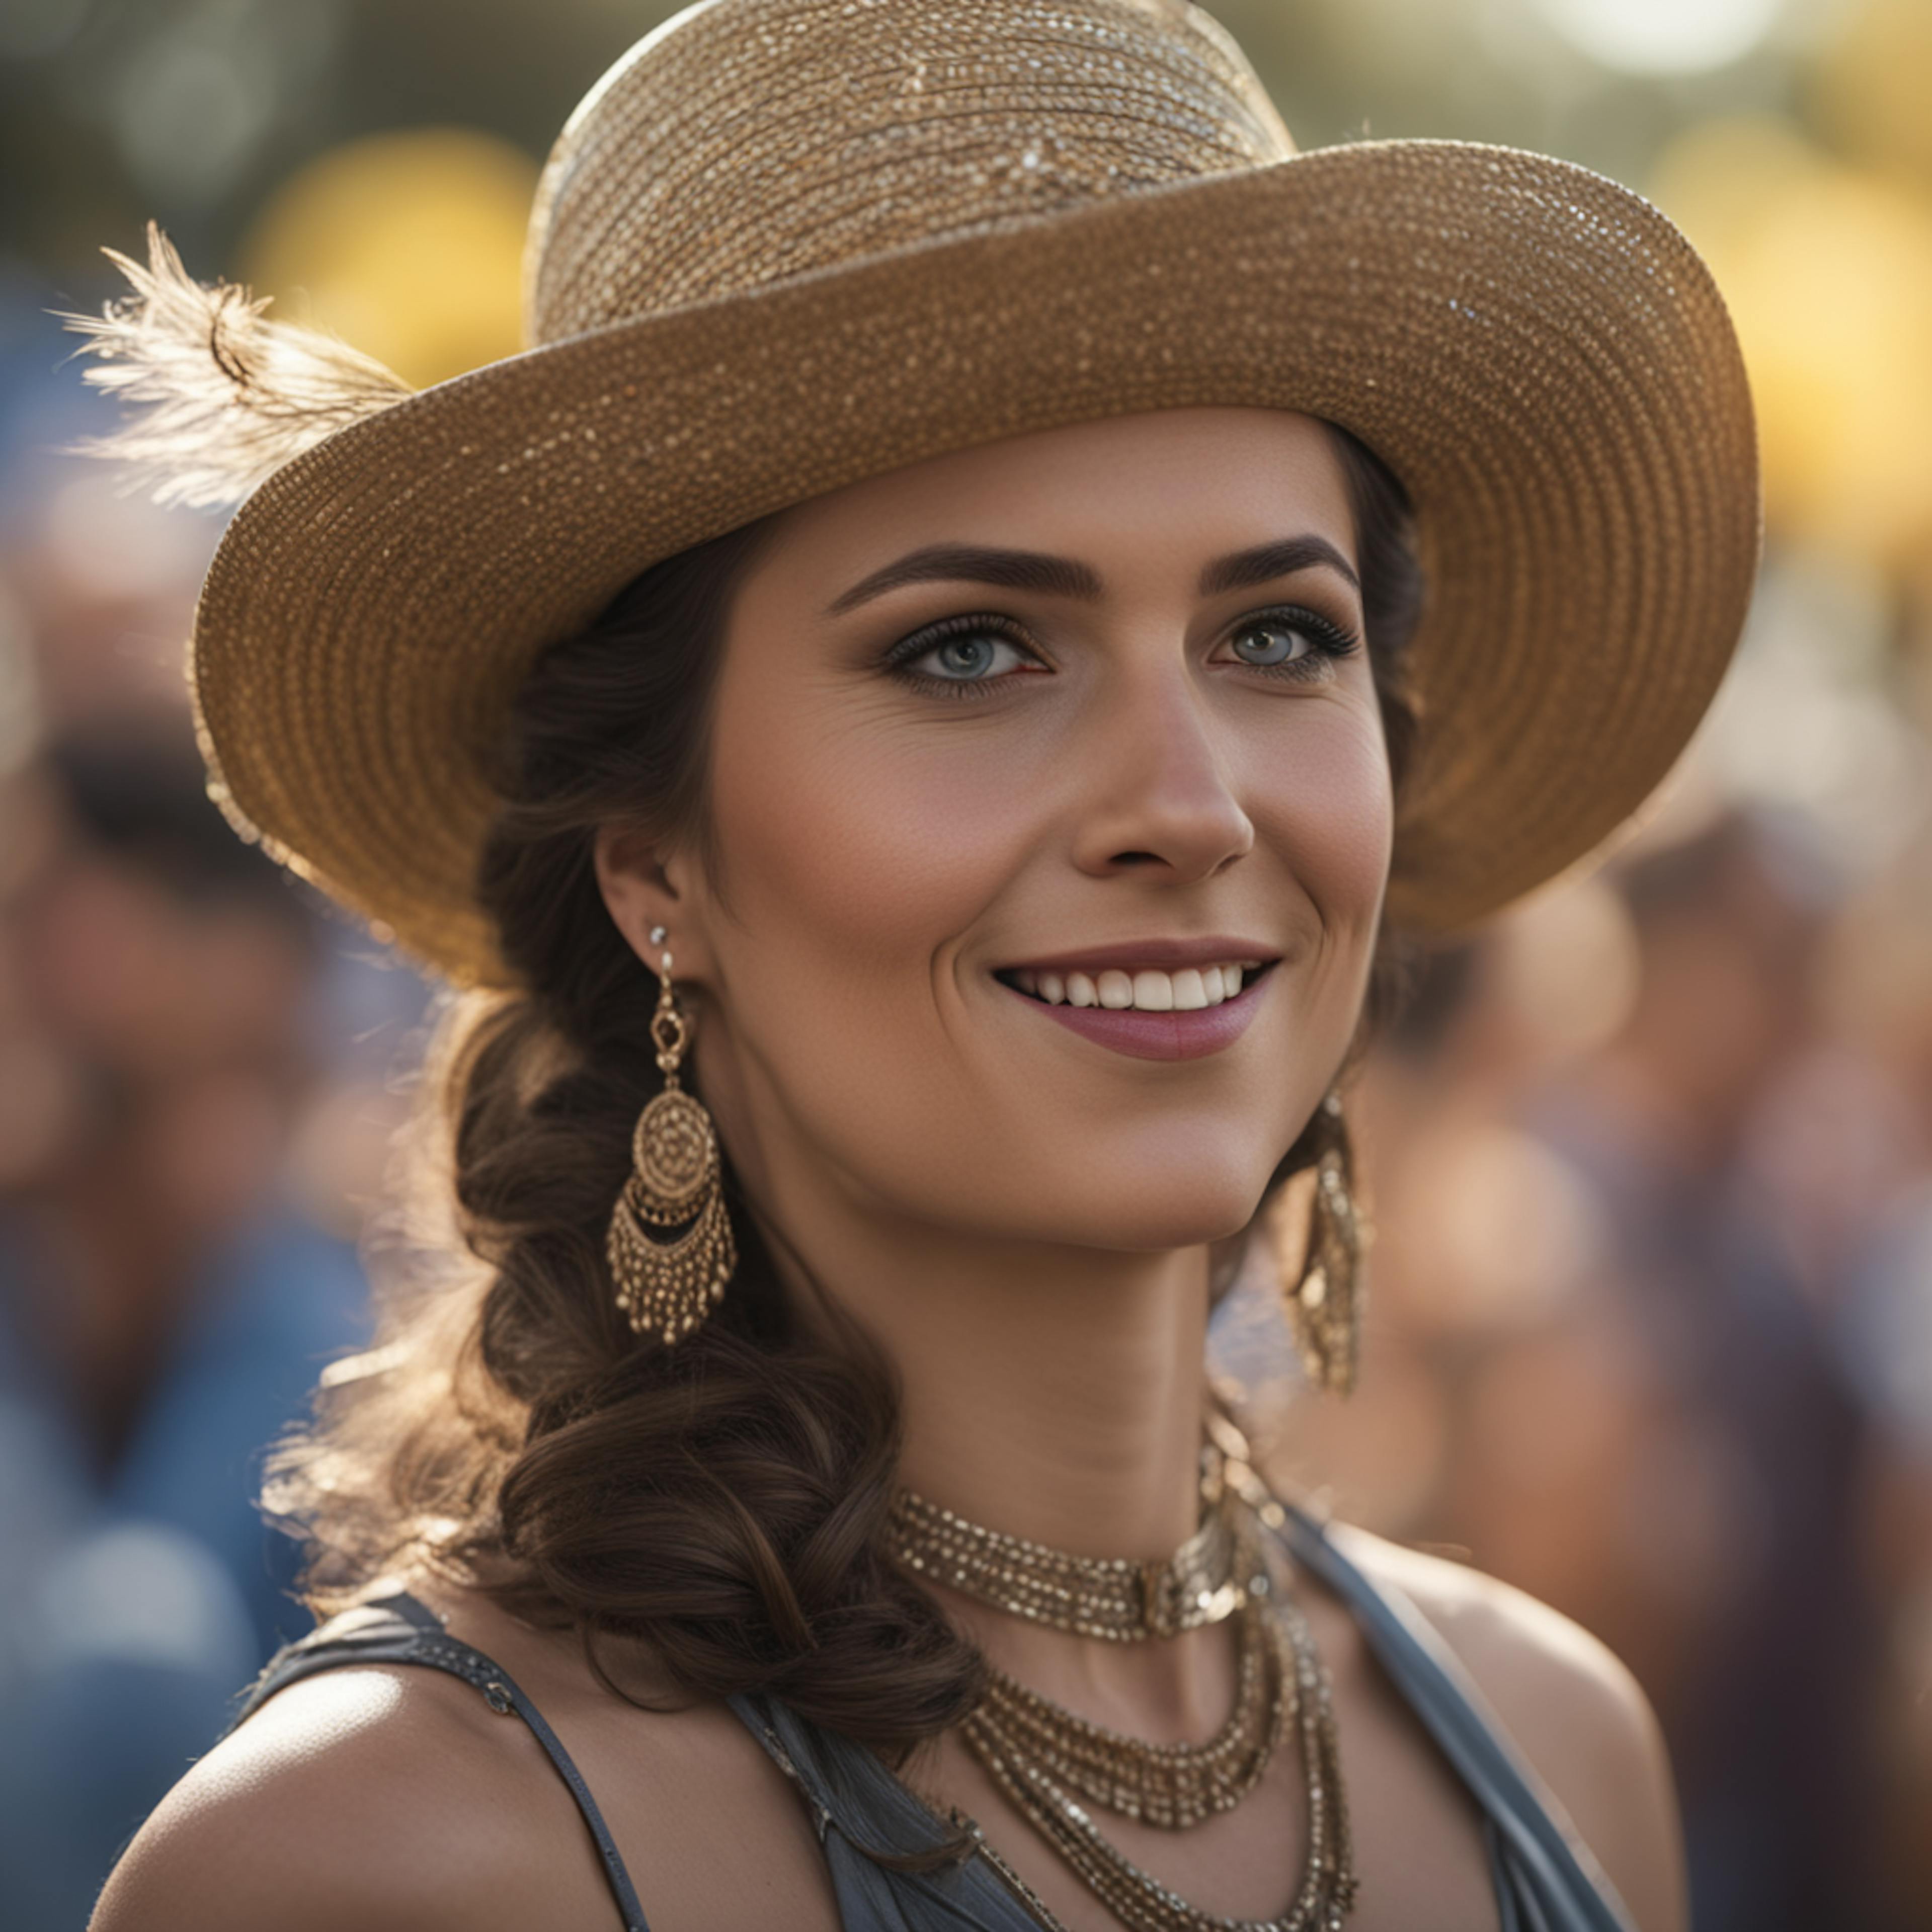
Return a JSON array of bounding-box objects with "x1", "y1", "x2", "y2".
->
[
  {"x1": 1812, "y1": 0, "x2": 1932, "y2": 187},
  {"x1": 1652, "y1": 115, "x2": 1932, "y2": 572},
  {"x1": 238, "y1": 128, "x2": 539, "y2": 391}
]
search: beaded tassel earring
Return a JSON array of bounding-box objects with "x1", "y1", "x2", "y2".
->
[
  {"x1": 1285, "y1": 1090, "x2": 1365, "y2": 1396},
  {"x1": 605, "y1": 925, "x2": 736, "y2": 1344}
]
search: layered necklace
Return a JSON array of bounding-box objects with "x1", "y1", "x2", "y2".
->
[{"x1": 886, "y1": 1440, "x2": 1359, "y2": 1932}]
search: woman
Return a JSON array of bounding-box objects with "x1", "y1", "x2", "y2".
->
[{"x1": 74, "y1": 2, "x2": 1758, "y2": 1928}]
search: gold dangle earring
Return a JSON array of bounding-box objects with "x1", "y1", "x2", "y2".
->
[
  {"x1": 1285, "y1": 1090, "x2": 1366, "y2": 1396},
  {"x1": 605, "y1": 924, "x2": 737, "y2": 1344}
]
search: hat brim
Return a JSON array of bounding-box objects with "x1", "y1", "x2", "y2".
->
[{"x1": 191, "y1": 137, "x2": 1758, "y2": 982}]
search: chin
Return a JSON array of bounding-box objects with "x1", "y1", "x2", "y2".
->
[{"x1": 1020, "y1": 1163, "x2": 1273, "y2": 1254}]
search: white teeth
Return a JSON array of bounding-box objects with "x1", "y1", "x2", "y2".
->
[
  {"x1": 1131, "y1": 969, "x2": 1173, "y2": 1011},
  {"x1": 1013, "y1": 959, "x2": 1263, "y2": 1012}
]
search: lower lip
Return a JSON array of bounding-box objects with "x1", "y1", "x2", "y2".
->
[{"x1": 1001, "y1": 969, "x2": 1273, "y2": 1062}]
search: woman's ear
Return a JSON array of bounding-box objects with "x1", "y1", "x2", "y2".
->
[{"x1": 594, "y1": 825, "x2": 706, "y2": 977}]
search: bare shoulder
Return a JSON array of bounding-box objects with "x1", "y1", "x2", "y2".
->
[
  {"x1": 1332, "y1": 1525, "x2": 1687, "y2": 1932},
  {"x1": 89, "y1": 1661, "x2": 594, "y2": 1932},
  {"x1": 91, "y1": 1588, "x2": 841, "y2": 1932}
]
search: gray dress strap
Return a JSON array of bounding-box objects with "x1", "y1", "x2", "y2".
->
[
  {"x1": 223, "y1": 1593, "x2": 649, "y2": 1932},
  {"x1": 1277, "y1": 1506, "x2": 1639, "y2": 1932},
  {"x1": 724, "y1": 1690, "x2": 1047, "y2": 1929}
]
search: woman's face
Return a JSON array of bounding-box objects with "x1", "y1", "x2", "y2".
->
[{"x1": 633, "y1": 407, "x2": 1392, "y2": 1255}]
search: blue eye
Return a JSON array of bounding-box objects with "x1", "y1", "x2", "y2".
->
[
  {"x1": 886, "y1": 615, "x2": 1046, "y2": 696},
  {"x1": 1230, "y1": 622, "x2": 1317, "y2": 667},
  {"x1": 1219, "y1": 606, "x2": 1359, "y2": 678},
  {"x1": 918, "y1": 629, "x2": 1029, "y2": 679}
]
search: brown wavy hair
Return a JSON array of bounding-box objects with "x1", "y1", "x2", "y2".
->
[{"x1": 265, "y1": 422, "x2": 1425, "y2": 1761}]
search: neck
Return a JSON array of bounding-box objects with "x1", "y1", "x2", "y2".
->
[
  {"x1": 752, "y1": 1194, "x2": 1213, "y2": 1565},
  {"x1": 735, "y1": 1139, "x2": 1243, "y2": 1739},
  {"x1": 898, "y1": 1241, "x2": 1211, "y2": 1561}
]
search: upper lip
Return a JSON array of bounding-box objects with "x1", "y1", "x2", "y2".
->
[{"x1": 995, "y1": 936, "x2": 1282, "y2": 976}]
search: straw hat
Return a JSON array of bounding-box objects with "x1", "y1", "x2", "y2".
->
[{"x1": 73, "y1": 0, "x2": 1758, "y2": 984}]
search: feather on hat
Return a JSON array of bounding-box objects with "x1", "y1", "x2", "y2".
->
[{"x1": 61, "y1": 223, "x2": 415, "y2": 510}]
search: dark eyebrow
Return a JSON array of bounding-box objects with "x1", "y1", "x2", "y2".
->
[
  {"x1": 823, "y1": 534, "x2": 1358, "y2": 617},
  {"x1": 823, "y1": 545, "x2": 1102, "y2": 615},
  {"x1": 1197, "y1": 536, "x2": 1359, "y2": 598}
]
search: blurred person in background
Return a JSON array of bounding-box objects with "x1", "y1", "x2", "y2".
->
[
  {"x1": 1318, "y1": 810, "x2": 1883, "y2": 1932},
  {"x1": 0, "y1": 718, "x2": 368, "y2": 1931},
  {"x1": 1267, "y1": 800, "x2": 1905, "y2": 1928},
  {"x1": 1515, "y1": 809, "x2": 1877, "y2": 1932},
  {"x1": 1821, "y1": 832, "x2": 1932, "y2": 1923}
]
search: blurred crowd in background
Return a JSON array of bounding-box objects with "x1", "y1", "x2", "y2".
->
[{"x1": 1, "y1": 0, "x2": 1928, "y2": 1926}]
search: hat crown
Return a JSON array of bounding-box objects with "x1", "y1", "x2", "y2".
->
[{"x1": 524, "y1": 0, "x2": 1295, "y2": 345}]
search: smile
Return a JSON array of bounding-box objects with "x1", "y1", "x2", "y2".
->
[{"x1": 992, "y1": 943, "x2": 1280, "y2": 1063}]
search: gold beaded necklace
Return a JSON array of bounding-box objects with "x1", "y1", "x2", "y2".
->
[
  {"x1": 964, "y1": 1587, "x2": 1284, "y2": 1831},
  {"x1": 889, "y1": 1446, "x2": 1359, "y2": 1931},
  {"x1": 886, "y1": 1487, "x2": 1246, "y2": 1642}
]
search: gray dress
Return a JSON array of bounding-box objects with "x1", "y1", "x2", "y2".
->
[{"x1": 222, "y1": 1505, "x2": 1637, "y2": 1930}]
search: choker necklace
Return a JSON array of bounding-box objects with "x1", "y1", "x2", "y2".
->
[
  {"x1": 886, "y1": 1448, "x2": 1245, "y2": 1642},
  {"x1": 890, "y1": 1448, "x2": 1358, "y2": 1931}
]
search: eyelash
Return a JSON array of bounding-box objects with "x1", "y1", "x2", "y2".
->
[
  {"x1": 880, "y1": 605, "x2": 1363, "y2": 700},
  {"x1": 880, "y1": 613, "x2": 1041, "y2": 701},
  {"x1": 1223, "y1": 605, "x2": 1363, "y2": 677}
]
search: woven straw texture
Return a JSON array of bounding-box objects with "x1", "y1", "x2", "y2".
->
[{"x1": 188, "y1": 0, "x2": 1759, "y2": 983}]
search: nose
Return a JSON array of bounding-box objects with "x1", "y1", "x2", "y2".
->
[{"x1": 1067, "y1": 662, "x2": 1255, "y2": 885}]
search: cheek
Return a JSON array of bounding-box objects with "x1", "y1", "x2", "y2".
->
[
  {"x1": 700, "y1": 674, "x2": 1036, "y2": 1169},
  {"x1": 710, "y1": 683, "x2": 1035, "y2": 974},
  {"x1": 1246, "y1": 694, "x2": 1394, "y2": 947},
  {"x1": 1221, "y1": 694, "x2": 1393, "y2": 1162}
]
